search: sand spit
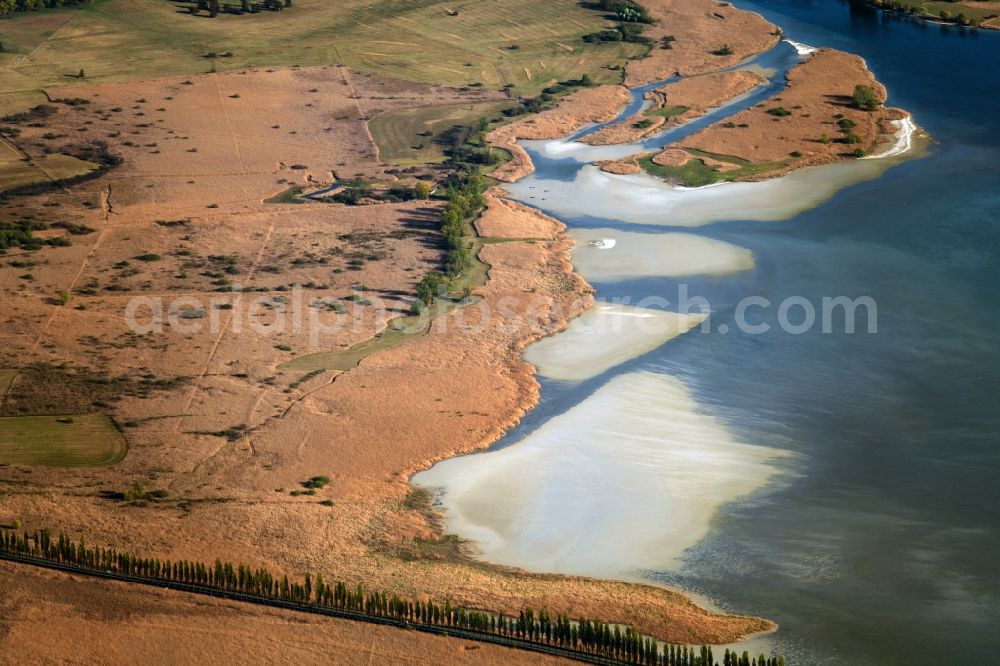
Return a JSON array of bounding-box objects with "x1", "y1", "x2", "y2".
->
[
  {"x1": 475, "y1": 189, "x2": 565, "y2": 239},
  {"x1": 414, "y1": 371, "x2": 787, "y2": 579},
  {"x1": 624, "y1": 0, "x2": 781, "y2": 86},
  {"x1": 673, "y1": 49, "x2": 906, "y2": 176},
  {"x1": 568, "y1": 228, "x2": 755, "y2": 281},
  {"x1": 582, "y1": 114, "x2": 667, "y2": 146},
  {"x1": 488, "y1": 85, "x2": 631, "y2": 182},
  {"x1": 522, "y1": 303, "x2": 707, "y2": 382},
  {"x1": 594, "y1": 157, "x2": 643, "y2": 174}
]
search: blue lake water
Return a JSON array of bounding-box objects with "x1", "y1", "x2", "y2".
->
[
  {"x1": 422, "y1": 2, "x2": 1000, "y2": 663},
  {"x1": 651, "y1": 3, "x2": 1000, "y2": 664}
]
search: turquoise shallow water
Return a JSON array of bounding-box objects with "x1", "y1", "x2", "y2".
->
[{"x1": 421, "y1": 3, "x2": 1000, "y2": 663}]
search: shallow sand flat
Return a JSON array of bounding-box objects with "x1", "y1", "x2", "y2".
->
[
  {"x1": 522, "y1": 303, "x2": 706, "y2": 382},
  {"x1": 508, "y1": 140, "x2": 926, "y2": 228},
  {"x1": 569, "y1": 228, "x2": 754, "y2": 281},
  {"x1": 414, "y1": 371, "x2": 786, "y2": 580}
]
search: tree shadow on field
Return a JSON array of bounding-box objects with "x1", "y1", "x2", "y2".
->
[
  {"x1": 398, "y1": 206, "x2": 444, "y2": 252},
  {"x1": 825, "y1": 93, "x2": 856, "y2": 107}
]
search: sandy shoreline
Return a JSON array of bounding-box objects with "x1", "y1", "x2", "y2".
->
[{"x1": 863, "y1": 114, "x2": 917, "y2": 159}]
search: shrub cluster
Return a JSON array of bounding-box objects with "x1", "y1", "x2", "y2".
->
[
  {"x1": 583, "y1": 22, "x2": 653, "y2": 45},
  {"x1": 597, "y1": 0, "x2": 654, "y2": 23},
  {"x1": 0, "y1": 0, "x2": 91, "y2": 17}
]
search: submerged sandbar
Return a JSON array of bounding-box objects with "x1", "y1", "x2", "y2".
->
[
  {"x1": 523, "y1": 303, "x2": 706, "y2": 382},
  {"x1": 414, "y1": 371, "x2": 787, "y2": 580}
]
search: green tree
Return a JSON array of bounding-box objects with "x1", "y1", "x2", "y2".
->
[
  {"x1": 851, "y1": 84, "x2": 879, "y2": 111},
  {"x1": 416, "y1": 272, "x2": 442, "y2": 306}
]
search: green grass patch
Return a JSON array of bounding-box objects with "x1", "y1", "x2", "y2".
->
[
  {"x1": 0, "y1": 91, "x2": 48, "y2": 118},
  {"x1": 445, "y1": 235, "x2": 490, "y2": 297},
  {"x1": 0, "y1": 0, "x2": 643, "y2": 97},
  {"x1": 263, "y1": 184, "x2": 305, "y2": 204},
  {"x1": 644, "y1": 105, "x2": 687, "y2": 119},
  {"x1": 278, "y1": 297, "x2": 462, "y2": 373},
  {"x1": 639, "y1": 149, "x2": 790, "y2": 187},
  {"x1": 369, "y1": 100, "x2": 515, "y2": 166},
  {"x1": 0, "y1": 413, "x2": 127, "y2": 467},
  {"x1": 0, "y1": 139, "x2": 100, "y2": 192}
]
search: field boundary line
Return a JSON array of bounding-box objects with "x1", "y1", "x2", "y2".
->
[{"x1": 180, "y1": 223, "x2": 275, "y2": 414}]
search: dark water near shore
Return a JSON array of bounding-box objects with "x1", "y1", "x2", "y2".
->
[{"x1": 499, "y1": 2, "x2": 1000, "y2": 663}]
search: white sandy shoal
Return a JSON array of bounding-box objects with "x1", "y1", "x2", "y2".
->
[
  {"x1": 508, "y1": 153, "x2": 918, "y2": 228},
  {"x1": 784, "y1": 39, "x2": 818, "y2": 56},
  {"x1": 522, "y1": 303, "x2": 706, "y2": 382},
  {"x1": 569, "y1": 227, "x2": 754, "y2": 281},
  {"x1": 413, "y1": 370, "x2": 786, "y2": 580},
  {"x1": 863, "y1": 114, "x2": 917, "y2": 159}
]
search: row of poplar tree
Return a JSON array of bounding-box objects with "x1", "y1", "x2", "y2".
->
[{"x1": 0, "y1": 528, "x2": 783, "y2": 666}]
